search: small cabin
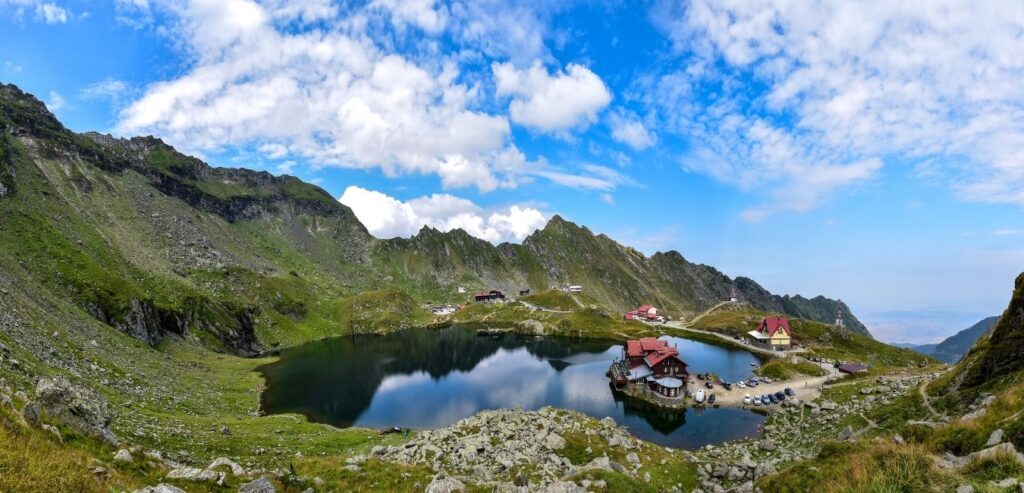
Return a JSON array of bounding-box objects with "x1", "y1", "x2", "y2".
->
[
  {"x1": 474, "y1": 290, "x2": 506, "y2": 302},
  {"x1": 566, "y1": 285, "x2": 583, "y2": 293},
  {"x1": 837, "y1": 362, "x2": 868, "y2": 374},
  {"x1": 519, "y1": 289, "x2": 531, "y2": 296}
]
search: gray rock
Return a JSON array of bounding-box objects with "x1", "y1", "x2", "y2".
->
[
  {"x1": 21, "y1": 401, "x2": 41, "y2": 427},
  {"x1": 41, "y1": 423, "x2": 62, "y2": 442},
  {"x1": 425, "y1": 472, "x2": 465, "y2": 493},
  {"x1": 985, "y1": 428, "x2": 1005, "y2": 446},
  {"x1": 609, "y1": 460, "x2": 629, "y2": 475},
  {"x1": 544, "y1": 433, "x2": 566, "y2": 451},
  {"x1": 837, "y1": 426, "x2": 854, "y2": 441},
  {"x1": 114, "y1": 449, "x2": 133, "y2": 462},
  {"x1": 626, "y1": 452, "x2": 640, "y2": 464},
  {"x1": 238, "y1": 477, "x2": 276, "y2": 493},
  {"x1": 35, "y1": 376, "x2": 117, "y2": 445},
  {"x1": 133, "y1": 485, "x2": 187, "y2": 493},
  {"x1": 542, "y1": 481, "x2": 587, "y2": 493},
  {"x1": 820, "y1": 401, "x2": 838, "y2": 411},
  {"x1": 955, "y1": 485, "x2": 973, "y2": 493},
  {"x1": 208, "y1": 457, "x2": 246, "y2": 476},
  {"x1": 0, "y1": 393, "x2": 12, "y2": 410},
  {"x1": 166, "y1": 467, "x2": 220, "y2": 482}
]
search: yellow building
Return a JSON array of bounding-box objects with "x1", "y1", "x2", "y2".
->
[{"x1": 747, "y1": 316, "x2": 793, "y2": 349}]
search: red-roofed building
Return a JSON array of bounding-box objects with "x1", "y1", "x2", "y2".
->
[
  {"x1": 624, "y1": 304, "x2": 663, "y2": 322},
  {"x1": 747, "y1": 316, "x2": 793, "y2": 349},
  {"x1": 611, "y1": 337, "x2": 688, "y2": 398}
]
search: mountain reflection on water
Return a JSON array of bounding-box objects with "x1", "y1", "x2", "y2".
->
[{"x1": 260, "y1": 325, "x2": 766, "y2": 449}]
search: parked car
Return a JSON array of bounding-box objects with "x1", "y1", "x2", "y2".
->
[
  {"x1": 762, "y1": 377, "x2": 773, "y2": 383},
  {"x1": 708, "y1": 393, "x2": 716, "y2": 404},
  {"x1": 774, "y1": 391, "x2": 786, "y2": 401},
  {"x1": 784, "y1": 387, "x2": 796, "y2": 397},
  {"x1": 705, "y1": 381, "x2": 713, "y2": 389},
  {"x1": 697, "y1": 373, "x2": 705, "y2": 380},
  {"x1": 722, "y1": 382, "x2": 733, "y2": 391},
  {"x1": 736, "y1": 381, "x2": 746, "y2": 389},
  {"x1": 743, "y1": 394, "x2": 752, "y2": 405},
  {"x1": 752, "y1": 397, "x2": 761, "y2": 406},
  {"x1": 761, "y1": 395, "x2": 771, "y2": 405},
  {"x1": 768, "y1": 394, "x2": 778, "y2": 404}
]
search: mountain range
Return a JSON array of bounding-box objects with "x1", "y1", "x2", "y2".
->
[
  {"x1": 899, "y1": 316, "x2": 999, "y2": 364},
  {"x1": 0, "y1": 82, "x2": 868, "y2": 356}
]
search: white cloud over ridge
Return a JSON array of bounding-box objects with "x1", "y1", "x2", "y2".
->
[
  {"x1": 649, "y1": 0, "x2": 1024, "y2": 217},
  {"x1": 493, "y1": 61, "x2": 612, "y2": 134},
  {"x1": 338, "y1": 185, "x2": 548, "y2": 243},
  {"x1": 115, "y1": 0, "x2": 623, "y2": 194}
]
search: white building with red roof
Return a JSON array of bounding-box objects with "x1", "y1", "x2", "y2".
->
[
  {"x1": 747, "y1": 316, "x2": 793, "y2": 349},
  {"x1": 624, "y1": 304, "x2": 663, "y2": 322}
]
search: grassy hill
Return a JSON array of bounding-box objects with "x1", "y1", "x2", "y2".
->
[
  {"x1": 693, "y1": 304, "x2": 933, "y2": 368},
  {"x1": 754, "y1": 274, "x2": 1024, "y2": 492}
]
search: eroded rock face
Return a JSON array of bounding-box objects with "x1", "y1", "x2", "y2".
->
[{"x1": 35, "y1": 376, "x2": 117, "y2": 445}]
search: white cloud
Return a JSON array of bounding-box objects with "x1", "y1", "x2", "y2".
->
[
  {"x1": 80, "y1": 79, "x2": 130, "y2": 102},
  {"x1": 338, "y1": 186, "x2": 548, "y2": 243},
  {"x1": 371, "y1": 0, "x2": 447, "y2": 33},
  {"x1": 609, "y1": 111, "x2": 655, "y2": 150},
  {"x1": 649, "y1": 0, "x2": 1024, "y2": 215},
  {"x1": 35, "y1": 2, "x2": 68, "y2": 23},
  {"x1": 991, "y1": 229, "x2": 1020, "y2": 237},
  {"x1": 45, "y1": 90, "x2": 65, "y2": 111},
  {"x1": 493, "y1": 61, "x2": 612, "y2": 134}
]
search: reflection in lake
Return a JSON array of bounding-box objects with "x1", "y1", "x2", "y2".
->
[{"x1": 260, "y1": 326, "x2": 766, "y2": 449}]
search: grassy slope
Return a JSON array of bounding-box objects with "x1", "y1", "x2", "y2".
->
[{"x1": 693, "y1": 306, "x2": 934, "y2": 368}]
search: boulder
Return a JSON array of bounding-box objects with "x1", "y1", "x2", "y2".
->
[
  {"x1": 21, "y1": 401, "x2": 41, "y2": 427},
  {"x1": 626, "y1": 452, "x2": 640, "y2": 464},
  {"x1": 544, "y1": 433, "x2": 566, "y2": 451},
  {"x1": 985, "y1": 428, "x2": 1005, "y2": 447},
  {"x1": 0, "y1": 393, "x2": 12, "y2": 410},
  {"x1": 238, "y1": 477, "x2": 276, "y2": 493},
  {"x1": 425, "y1": 472, "x2": 465, "y2": 493},
  {"x1": 837, "y1": 426, "x2": 854, "y2": 441},
  {"x1": 166, "y1": 467, "x2": 220, "y2": 482},
  {"x1": 820, "y1": 401, "x2": 838, "y2": 411},
  {"x1": 208, "y1": 457, "x2": 246, "y2": 476},
  {"x1": 114, "y1": 449, "x2": 133, "y2": 462},
  {"x1": 35, "y1": 376, "x2": 117, "y2": 445},
  {"x1": 541, "y1": 481, "x2": 587, "y2": 493},
  {"x1": 133, "y1": 485, "x2": 187, "y2": 493}
]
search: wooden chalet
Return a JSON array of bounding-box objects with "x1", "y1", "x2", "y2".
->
[
  {"x1": 473, "y1": 290, "x2": 506, "y2": 302},
  {"x1": 611, "y1": 337, "x2": 688, "y2": 398},
  {"x1": 748, "y1": 316, "x2": 793, "y2": 349}
]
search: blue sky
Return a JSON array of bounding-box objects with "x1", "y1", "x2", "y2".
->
[{"x1": 2, "y1": 0, "x2": 1023, "y2": 343}]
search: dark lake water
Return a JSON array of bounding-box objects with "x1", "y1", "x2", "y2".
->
[{"x1": 259, "y1": 326, "x2": 767, "y2": 449}]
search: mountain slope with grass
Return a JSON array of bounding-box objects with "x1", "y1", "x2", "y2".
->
[
  {"x1": 929, "y1": 315, "x2": 1000, "y2": 364},
  {"x1": 754, "y1": 274, "x2": 1024, "y2": 492}
]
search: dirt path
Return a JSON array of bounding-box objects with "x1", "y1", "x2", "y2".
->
[
  {"x1": 696, "y1": 367, "x2": 842, "y2": 408},
  {"x1": 664, "y1": 322, "x2": 785, "y2": 358},
  {"x1": 919, "y1": 379, "x2": 945, "y2": 419}
]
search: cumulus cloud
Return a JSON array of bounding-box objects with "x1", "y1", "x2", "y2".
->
[
  {"x1": 114, "y1": 0, "x2": 622, "y2": 194},
  {"x1": 609, "y1": 111, "x2": 655, "y2": 150},
  {"x1": 648, "y1": 0, "x2": 1024, "y2": 216},
  {"x1": 493, "y1": 61, "x2": 612, "y2": 134},
  {"x1": 45, "y1": 90, "x2": 65, "y2": 111},
  {"x1": 35, "y1": 2, "x2": 69, "y2": 23},
  {"x1": 338, "y1": 186, "x2": 548, "y2": 243}
]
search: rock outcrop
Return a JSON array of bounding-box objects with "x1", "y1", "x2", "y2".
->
[{"x1": 35, "y1": 376, "x2": 117, "y2": 445}]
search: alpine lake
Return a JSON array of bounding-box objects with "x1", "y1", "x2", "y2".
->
[{"x1": 259, "y1": 325, "x2": 768, "y2": 450}]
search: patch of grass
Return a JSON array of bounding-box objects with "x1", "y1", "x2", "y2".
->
[
  {"x1": 756, "y1": 359, "x2": 827, "y2": 380},
  {"x1": 757, "y1": 441, "x2": 956, "y2": 493},
  {"x1": 960, "y1": 450, "x2": 1024, "y2": 482},
  {"x1": 520, "y1": 289, "x2": 577, "y2": 311}
]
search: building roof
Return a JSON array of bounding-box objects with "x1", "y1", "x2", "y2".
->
[
  {"x1": 747, "y1": 330, "x2": 770, "y2": 340},
  {"x1": 644, "y1": 346, "x2": 684, "y2": 367},
  {"x1": 637, "y1": 304, "x2": 654, "y2": 312},
  {"x1": 838, "y1": 362, "x2": 869, "y2": 373},
  {"x1": 626, "y1": 337, "x2": 666, "y2": 357},
  {"x1": 757, "y1": 316, "x2": 792, "y2": 337},
  {"x1": 654, "y1": 377, "x2": 684, "y2": 389},
  {"x1": 627, "y1": 365, "x2": 653, "y2": 380}
]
